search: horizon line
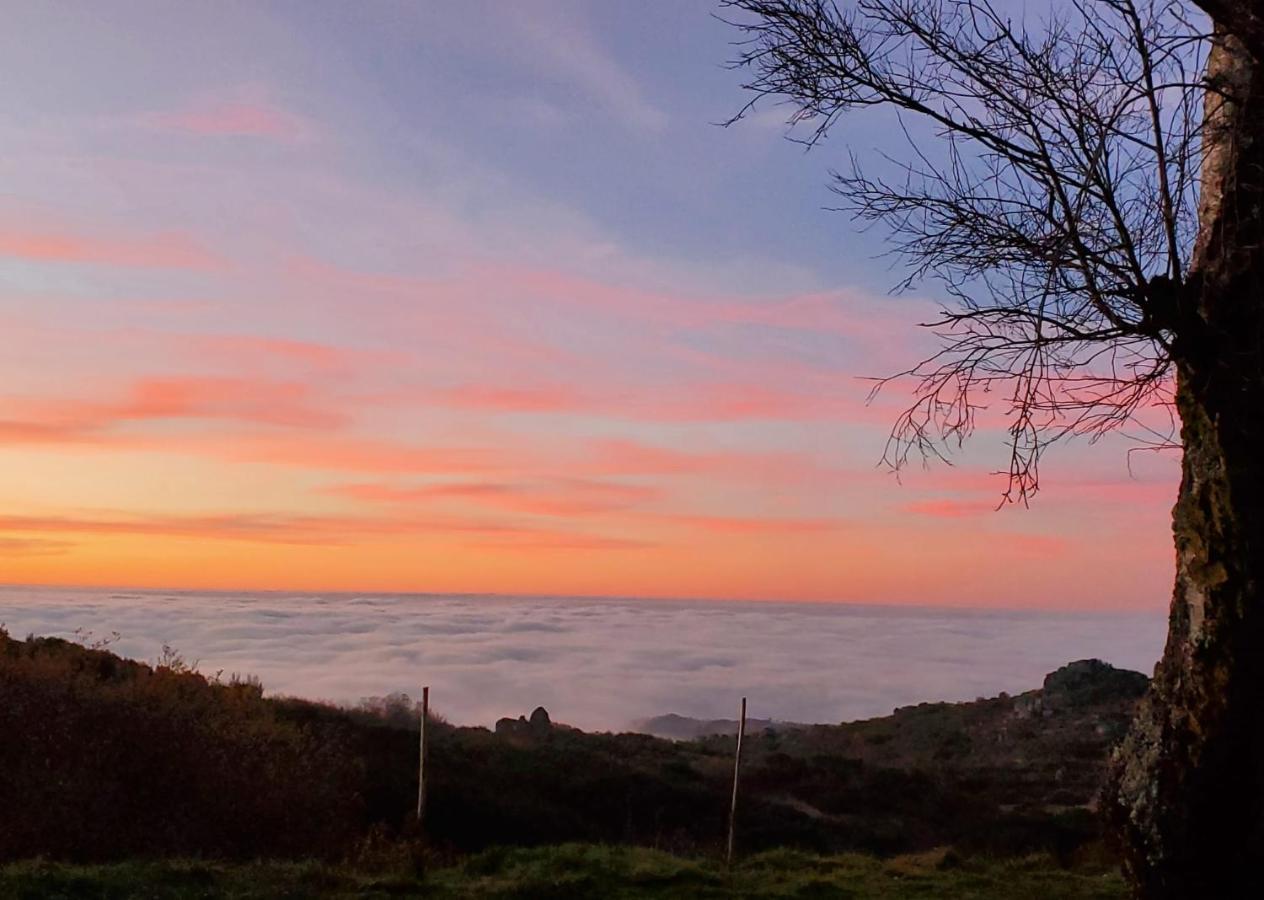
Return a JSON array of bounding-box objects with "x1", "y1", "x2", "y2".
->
[{"x1": 0, "y1": 579, "x2": 1165, "y2": 617}]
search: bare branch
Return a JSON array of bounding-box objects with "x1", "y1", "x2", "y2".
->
[{"x1": 725, "y1": 0, "x2": 1205, "y2": 500}]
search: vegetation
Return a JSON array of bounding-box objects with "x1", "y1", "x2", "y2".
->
[
  {"x1": 0, "y1": 845, "x2": 1127, "y2": 899},
  {"x1": 0, "y1": 630, "x2": 362, "y2": 860},
  {"x1": 0, "y1": 626, "x2": 1147, "y2": 898}
]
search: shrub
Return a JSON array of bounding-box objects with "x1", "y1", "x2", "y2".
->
[{"x1": 0, "y1": 633, "x2": 362, "y2": 861}]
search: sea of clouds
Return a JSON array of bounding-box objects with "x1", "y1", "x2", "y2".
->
[{"x1": 0, "y1": 586, "x2": 1167, "y2": 732}]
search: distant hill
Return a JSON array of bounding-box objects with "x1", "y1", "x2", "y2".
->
[
  {"x1": 633, "y1": 658, "x2": 1147, "y2": 745},
  {"x1": 631, "y1": 713, "x2": 808, "y2": 740}
]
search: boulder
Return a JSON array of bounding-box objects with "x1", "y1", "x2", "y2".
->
[
  {"x1": 528, "y1": 706, "x2": 551, "y2": 735},
  {"x1": 1042, "y1": 659, "x2": 1149, "y2": 711}
]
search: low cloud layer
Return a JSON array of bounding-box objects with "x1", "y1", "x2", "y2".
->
[{"x1": 0, "y1": 587, "x2": 1166, "y2": 732}]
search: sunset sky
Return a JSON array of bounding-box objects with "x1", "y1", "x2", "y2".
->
[{"x1": 0, "y1": 0, "x2": 1179, "y2": 609}]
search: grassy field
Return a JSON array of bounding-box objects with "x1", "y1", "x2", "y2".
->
[{"x1": 0, "y1": 845, "x2": 1126, "y2": 899}]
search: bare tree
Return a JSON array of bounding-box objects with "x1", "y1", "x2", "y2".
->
[{"x1": 722, "y1": 1, "x2": 1264, "y2": 896}]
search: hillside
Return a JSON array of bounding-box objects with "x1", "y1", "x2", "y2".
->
[{"x1": 0, "y1": 627, "x2": 1147, "y2": 867}]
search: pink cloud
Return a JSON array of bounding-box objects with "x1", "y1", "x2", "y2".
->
[
  {"x1": 4, "y1": 376, "x2": 345, "y2": 434},
  {"x1": 437, "y1": 385, "x2": 587, "y2": 414},
  {"x1": 0, "y1": 227, "x2": 221, "y2": 270},
  {"x1": 284, "y1": 253, "x2": 925, "y2": 349},
  {"x1": 581, "y1": 438, "x2": 835, "y2": 485},
  {"x1": 494, "y1": 265, "x2": 910, "y2": 338},
  {"x1": 150, "y1": 100, "x2": 311, "y2": 140},
  {"x1": 192, "y1": 335, "x2": 364, "y2": 371},
  {"x1": 650, "y1": 513, "x2": 846, "y2": 534},
  {"x1": 3, "y1": 384, "x2": 845, "y2": 490},
  {"x1": 410, "y1": 378, "x2": 878, "y2": 424},
  {"x1": 201, "y1": 434, "x2": 506, "y2": 476},
  {"x1": 1002, "y1": 533, "x2": 1071, "y2": 558},
  {"x1": 903, "y1": 499, "x2": 998, "y2": 518},
  {"x1": 120, "y1": 377, "x2": 344, "y2": 428},
  {"x1": 650, "y1": 382, "x2": 861, "y2": 423}
]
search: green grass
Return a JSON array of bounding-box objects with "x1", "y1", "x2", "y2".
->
[{"x1": 0, "y1": 845, "x2": 1126, "y2": 899}]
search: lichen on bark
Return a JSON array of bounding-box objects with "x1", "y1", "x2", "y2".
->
[{"x1": 1107, "y1": 25, "x2": 1264, "y2": 898}]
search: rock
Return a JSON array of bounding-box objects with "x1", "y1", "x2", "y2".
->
[
  {"x1": 494, "y1": 716, "x2": 527, "y2": 735},
  {"x1": 1012, "y1": 694, "x2": 1043, "y2": 718},
  {"x1": 495, "y1": 707, "x2": 553, "y2": 738},
  {"x1": 1042, "y1": 660, "x2": 1148, "y2": 710}
]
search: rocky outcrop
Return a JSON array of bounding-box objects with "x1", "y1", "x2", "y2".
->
[
  {"x1": 495, "y1": 706, "x2": 553, "y2": 738},
  {"x1": 1042, "y1": 659, "x2": 1148, "y2": 710}
]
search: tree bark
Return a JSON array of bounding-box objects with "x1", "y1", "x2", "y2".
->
[{"x1": 1108, "y1": 26, "x2": 1264, "y2": 898}]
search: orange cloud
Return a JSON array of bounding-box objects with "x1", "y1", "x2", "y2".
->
[
  {"x1": 463, "y1": 533, "x2": 654, "y2": 551},
  {"x1": 0, "y1": 420, "x2": 91, "y2": 444},
  {"x1": 0, "y1": 536, "x2": 74, "y2": 557},
  {"x1": 333, "y1": 478, "x2": 661, "y2": 516},
  {"x1": 327, "y1": 480, "x2": 847, "y2": 536},
  {"x1": 0, "y1": 512, "x2": 351, "y2": 545},
  {"x1": 3, "y1": 376, "x2": 345, "y2": 435},
  {"x1": 0, "y1": 510, "x2": 645, "y2": 553}
]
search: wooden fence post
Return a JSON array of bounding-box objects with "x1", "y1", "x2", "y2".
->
[
  {"x1": 417, "y1": 686, "x2": 429, "y2": 826},
  {"x1": 726, "y1": 696, "x2": 747, "y2": 867}
]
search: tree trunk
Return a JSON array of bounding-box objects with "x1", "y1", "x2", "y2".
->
[{"x1": 1107, "y1": 27, "x2": 1264, "y2": 898}]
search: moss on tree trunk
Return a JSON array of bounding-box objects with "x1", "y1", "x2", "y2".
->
[{"x1": 1108, "y1": 26, "x2": 1264, "y2": 898}]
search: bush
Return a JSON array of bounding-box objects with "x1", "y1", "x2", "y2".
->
[{"x1": 0, "y1": 633, "x2": 362, "y2": 861}]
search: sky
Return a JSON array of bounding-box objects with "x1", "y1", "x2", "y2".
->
[{"x1": 0, "y1": 0, "x2": 1180, "y2": 609}]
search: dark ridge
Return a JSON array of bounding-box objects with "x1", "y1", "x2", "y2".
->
[{"x1": 0, "y1": 627, "x2": 1147, "y2": 864}]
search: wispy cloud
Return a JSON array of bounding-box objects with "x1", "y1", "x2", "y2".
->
[
  {"x1": 0, "y1": 225, "x2": 221, "y2": 270},
  {"x1": 331, "y1": 478, "x2": 662, "y2": 517},
  {"x1": 3, "y1": 375, "x2": 346, "y2": 436},
  {"x1": 503, "y1": 7, "x2": 668, "y2": 134},
  {"x1": 648, "y1": 513, "x2": 845, "y2": 534},
  {"x1": 149, "y1": 100, "x2": 311, "y2": 140},
  {"x1": 0, "y1": 509, "x2": 645, "y2": 551},
  {"x1": 138, "y1": 84, "x2": 314, "y2": 142},
  {"x1": 0, "y1": 536, "x2": 73, "y2": 557},
  {"x1": 903, "y1": 499, "x2": 997, "y2": 518}
]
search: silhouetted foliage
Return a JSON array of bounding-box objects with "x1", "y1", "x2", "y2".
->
[
  {"x1": 0, "y1": 630, "x2": 362, "y2": 860},
  {"x1": 0, "y1": 631, "x2": 1143, "y2": 864}
]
